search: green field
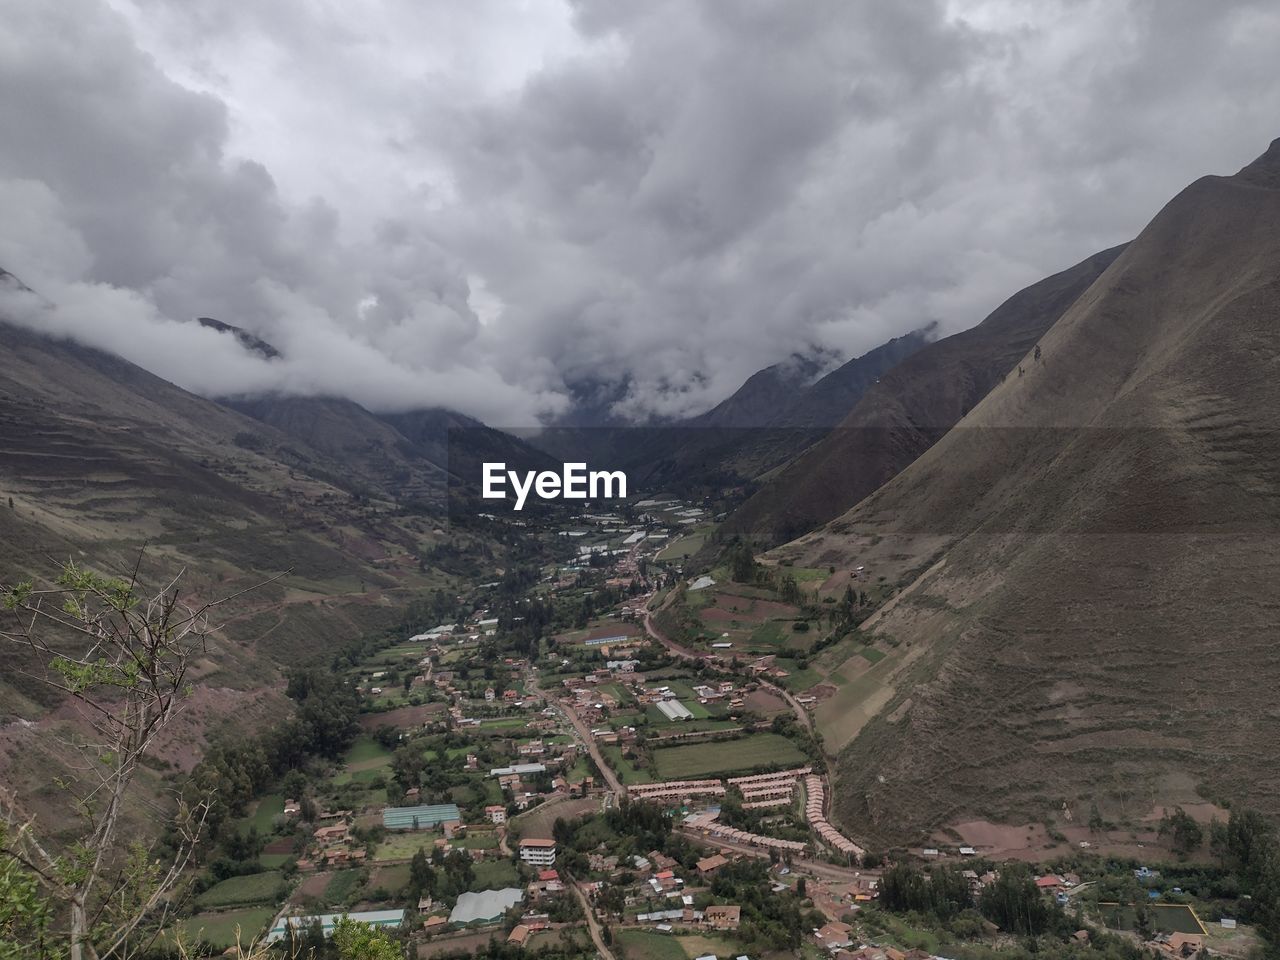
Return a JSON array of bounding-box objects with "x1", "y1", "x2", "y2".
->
[
  {"x1": 324, "y1": 870, "x2": 361, "y2": 905},
  {"x1": 195, "y1": 871, "x2": 285, "y2": 909},
  {"x1": 656, "y1": 530, "x2": 708, "y2": 561},
  {"x1": 650, "y1": 734, "x2": 806, "y2": 778},
  {"x1": 344, "y1": 737, "x2": 392, "y2": 764},
  {"x1": 473, "y1": 859, "x2": 521, "y2": 890},
  {"x1": 236, "y1": 794, "x2": 283, "y2": 836},
  {"x1": 1099, "y1": 903, "x2": 1206, "y2": 935},
  {"x1": 170, "y1": 907, "x2": 276, "y2": 950},
  {"x1": 616, "y1": 929, "x2": 686, "y2": 960},
  {"x1": 601, "y1": 745, "x2": 654, "y2": 784},
  {"x1": 774, "y1": 660, "x2": 822, "y2": 691},
  {"x1": 258, "y1": 853, "x2": 293, "y2": 869},
  {"x1": 373, "y1": 833, "x2": 433, "y2": 862},
  {"x1": 858, "y1": 645, "x2": 886, "y2": 664}
]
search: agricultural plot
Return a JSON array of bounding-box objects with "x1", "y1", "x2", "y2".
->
[
  {"x1": 616, "y1": 929, "x2": 686, "y2": 960},
  {"x1": 650, "y1": 733, "x2": 806, "y2": 779},
  {"x1": 169, "y1": 907, "x2": 275, "y2": 950},
  {"x1": 235, "y1": 794, "x2": 283, "y2": 836},
  {"x1": 1099, "y1": 903, "x2": 1206, "y2": 935},
  {"x1": 693, "y1": 590, "x2": 806, "y2": 654},
  {"x1": 601, "y1": 745, "x2": 654, "y2": 784},
  {"x1": 812, "y1": 645, "x2": 908, "y2": 751},
  {"x1": 373, "y1": 833, "x2": 433, "y2": 862},
  {"x1": 472, "y1": 859, "x2": 522, "y2": 890},
  {"x1": 195, "y1": 871, "x2": 285, "y2": 910}
]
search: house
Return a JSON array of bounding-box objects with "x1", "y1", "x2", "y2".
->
[
  {"x1": 314, "y1": 824, "x2": 349, "y2": 847},
  {"x1": 485, "y1": 805, "x2": 507, "y2": 825},
  {"x1": 1155, "y1": 933, "x2": 1205, "y2": 958},
  {"x1": 507, "y1": 924, "x2": 531, "y2": 947},
  {"x1": 422, "y1": 915, "x2": 448, "y2": 935},
  {"x1": 704, "y1": 905, "x2": 741, "y2": 930},
  {"x1": 518, "y1": 838, "x2": 557, "y2": 867},
  {"x1": 815, "y1": 920, "x2": 853, "y2": 950},
  {"x1": 485, "y1": 687, "x2": 496, "y2": 701},
  {"x1": 283, "y1": 798, "x2": 301, "y2": 817},
  {"x1": 1035, "y1": 875, "x2": 1064, "y2": 891},
  {"x1": 696, "y1": 854, "x2": 728, "y2": 877}
]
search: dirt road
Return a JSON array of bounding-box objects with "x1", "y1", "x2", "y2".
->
[
  {"x1": 643, "y1": 591, "x2": 813, "y2": 733},
  {"x1": 529, "y1": 669, "x2": 627, "y2": 798},
  {"x1": 572, "y1": 881, "x2": 617, "y2": 960}
]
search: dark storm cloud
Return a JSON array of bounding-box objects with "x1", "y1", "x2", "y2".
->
[{"x1": 1, "y1": 0, "x2": 1278, "y2": 423}]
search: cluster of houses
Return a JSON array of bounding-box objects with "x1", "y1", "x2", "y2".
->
[{"x1": 805, "y1": 774, "x2": 864, "y2": 857}]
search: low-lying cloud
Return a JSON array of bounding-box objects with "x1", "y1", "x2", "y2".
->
[{"x1": 2, "y1": 0, "x2": 1279, "y2": 424}]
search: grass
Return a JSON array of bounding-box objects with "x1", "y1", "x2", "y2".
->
[
  {"x1": 749, "y1": 621, "x2": 785, "y2": 646},
  {"x1": 859, "y1": 645, "x2": 886, "y2": 664},
  {"x1": 650, "y1": 733, "x2": 806, "y2": 779},
  {"x1": 472, "y1": 859, "x2": 521, "y2": 890},
  {"x1": 323, "y1": 870, "x2": 361, "y2": 906},
  {"x1": 170, "y1": 907, "x2": 276, "y2": 950},
  {"x1": 1098, "y1": 903, "x2": 1206, "y2": 935},
  {"x1": 373, "y1": 833, "x2": 433, "y2": 862},
  {"x1": 237, "y1": 794, "x2": 283, "y2": 836},
  {"x1": 601, "y1": 745, "x2": 654, "y2": 784},
  {"x1": 656, "y1": 531, "x2": 708, "y2": 561},
  {"x1": 344, "y1": 737, "x2": 392, "y2": 764},
  {"x1": 195, "y1": 871, "x2": 285, "y2": 909},
  {"x1": 616, "y1": 929, "x2": 686, "y2": 960},
  {"x1": 258, "y1": 853, "x2": 292, "y2": 869},
  {"x1": 774, "y1": 659, "x2": 822, "y2": 691}
]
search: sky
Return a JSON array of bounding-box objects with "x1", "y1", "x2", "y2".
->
[{"x1": 1, "y1": 0, "x2": 1279, "y2": 425}]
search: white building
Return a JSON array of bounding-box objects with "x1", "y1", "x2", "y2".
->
[{"x1": 519, "y1": 838, "x2": 557, "y2": 867}]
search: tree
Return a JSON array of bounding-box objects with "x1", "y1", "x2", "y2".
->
[
  {"x1": 332, "y1": 915, "x2": 403, "y2": 959},
  {"x1": 0, "y1": 559, "x2": 271, "y2": 960},
  {"x1": 1159, "y1": 806, "x2": 1204, "y2": 856}
]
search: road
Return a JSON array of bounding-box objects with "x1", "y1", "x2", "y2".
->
[
  {"x1": 571, "y1": 881, "x2": 617, "y2": 960},
  {"x1": 673, "y1": 827, "x2": 865, "y2": 884},
  {"x1": 642, "y1": 589, "x2": 813, "y2": 733},
  {"x1": 528, "y1": 669, "x2": 628, "y2": 798}
]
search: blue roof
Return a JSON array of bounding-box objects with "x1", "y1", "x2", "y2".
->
[
  {"x1": 382, "y1": 803, "x2": 461, "y2": 830},
  {"x1": 264, "y1": 910, "x2": 405, "y2": 943}
]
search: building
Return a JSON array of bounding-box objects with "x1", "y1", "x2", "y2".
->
[
  {"x1": 485, "y1": 804, "x2": 507, "y2": 824},
  {"x1": 264, "y1": 910, "x2": 404, "y2": 944},
  {"x1": 705, "y1": 905, "x2": 741, "y2": 930},
  {"x1": 519, "y1": 837, "x2": 557, "y2": 867},
  {"x1": 696, "y1": 854, "x2": 728, "y2": 877},
  {"x1": 449, "y1": 888, "x2": 525, "y2": 927},
  {"x1": 381, "y1": 803, "x2": 462, "y2": 831},
  {"x1": 507, "y1": 924, "x2": 531, "y2": 946}
]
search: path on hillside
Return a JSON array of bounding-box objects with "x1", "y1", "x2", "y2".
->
[{"x1": 642, "y1": 589, "x2": 812, "y2": 733}]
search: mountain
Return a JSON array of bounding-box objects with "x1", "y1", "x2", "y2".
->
[
  {"x1": 531, "y1": 330, "x2": 931, "y2": 496},
  {"x1": 690, "y1": 331, "x2": 930, "y2": 431},
  {"x1": 725, "y1": 244, "x2": 1126, "y2": 543},
  {"x1": 196, "y1": 316, "x2": 280, "y2": 359},
  {"x1": 776, "y1": 137, "x2": 1280, "y2": 845},
  {"x1": 0, "y1": 307, "x2": 546, "y2": 834}
]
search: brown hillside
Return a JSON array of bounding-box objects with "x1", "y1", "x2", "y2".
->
[
  {"x1": 727, "y1": 244, "x2": 1125, "y2": 544},
  {"x1": 779, "y1": 137, "x2": 1280, "y2": 846}
]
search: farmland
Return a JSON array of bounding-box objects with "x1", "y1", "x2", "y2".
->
[
  {"x1": 168, "y1": 907, "x2": 276, "y2": 950},
  {"x1": 194, "y1": 871, "x2": 285, "y2": 910},
  {"x1": 650, "y1": 733, "x2": 806, "y2": 779}
]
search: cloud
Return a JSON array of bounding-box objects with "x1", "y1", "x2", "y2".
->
[{"x1": 2, "y1": 0, "x2": 1279, "y2": 423}]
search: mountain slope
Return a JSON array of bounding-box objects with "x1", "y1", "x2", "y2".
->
[
  {"x1": 531, "y1": 330, "x2": 930, "y2": 496},
  {"x1": 0, "y1": 314, "x2": 525, "y2": 833},
  {"x1": 726, "y1": 244, "x2": 1126, "y2": 543},
  {"x1": 778, "y1": 138, "x2": 1280, "y2": 845}
]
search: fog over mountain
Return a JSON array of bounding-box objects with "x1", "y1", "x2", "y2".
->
[{"x1": 2, "y1": 0, "x2": 1279, "y2": 423}]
